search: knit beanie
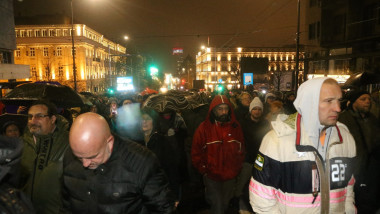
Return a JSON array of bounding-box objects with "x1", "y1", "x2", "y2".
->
[
  {"x1": 249, "y1": 97, "x2": 263, "y2": 112},
  {"x1": 348, "y1": 90, "x2": 370, "y2": 109}
]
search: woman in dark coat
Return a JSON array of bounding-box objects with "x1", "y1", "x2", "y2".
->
[{"x1": 139, "y1": 107, "x2": 181, "y2": 207}]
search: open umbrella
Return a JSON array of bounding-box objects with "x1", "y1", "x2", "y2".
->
[
  {"x1": 0, "y1": 113, "x2": 28, "y2": 134},
  {"x1": 343, "y1": 71, "x2": 380, "y2": 87},
  {"x1": 0, "y1": 83, "x2": 92, "y2": 108},
  {"x1": 142, "y1": 94, "x2": 200, "y2": 113}
]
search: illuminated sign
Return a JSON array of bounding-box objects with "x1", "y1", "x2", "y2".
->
[
  {"x1": 244, "y1": 73, "x2": 253, "y2": 85},
  {"x1": 117, "y1": 76, "x2": 134, "y2": 91},
  {"x1": 307, "y1": 74, "x2": 350, "y2": 84},
  {"x1": 172, "y1": 48, "x2": 183, "y2": 55}
]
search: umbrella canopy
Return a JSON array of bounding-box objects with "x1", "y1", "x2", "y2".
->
[
  {"x1": 343, "y1": 71, "x2": 380, "y2": 87},
  {"x1": 142, "y1": 94, "x2": 200, "y2": 113},
  {"x1": 0, "y1": 113, "x2": 28, "y2": 134},
  {"x1": 0, "y1": 83, "x2": 92, "y2": 108}
]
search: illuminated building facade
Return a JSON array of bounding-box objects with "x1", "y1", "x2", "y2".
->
[
  {"x1": 196, "y1": 47, "x2": 304, "y2": 91},
  {"x1": 14, "y1": 24, "x2": 126, "y2": 92}
]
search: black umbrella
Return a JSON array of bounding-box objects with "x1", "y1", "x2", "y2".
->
[
  {"x1": 0, "y1": 83, "x2": 92, "y2": 108},
  {"x1": 343, "y1": 71, "x2": 380, "y2": 87},
  {"x1": 142, "y1": 94, "x2": 200, "y2": 113},
  {"x1": 0, "y1": 113, "x2": 28, "y2": 134}
]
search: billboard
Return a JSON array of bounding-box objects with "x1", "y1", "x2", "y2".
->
[
  {"x1": 243, "y1": 73, "x2": 253, "y2": 85},
  {"x1": 240, "y1": 57, "x2": 269, "y2": 74},
  {"x1": 116, "y1": 76, "x2": 134, "y2": 91}
]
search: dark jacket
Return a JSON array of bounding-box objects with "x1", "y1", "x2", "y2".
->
[
  {"x1": 338, "y1": 109, "x2": 380, "y2": 170},
  {"x1": 0, "y1": 136, "x2": 35, "y2": 214},
  {"x1": 240, "y1": 115, "x2": 271, "y2": 163},
  {"x1": 20, "y1": 115, "x2": 69, "y2": 214},
  {"x1": 234, "y1": 104, "x2": 249, "y2": 124},
  {"x1": 138, "y1": 132, "x2": 181, "y2": 200},
  {"x1": 61, "y1": 136, "x2": 175, "y2": 214},
  {"x1": 192, "y1": 95, "x2": 245, "y2": 181},
  {"x1": 338, "y1": 108, "x2": 380, "y2": 214}
]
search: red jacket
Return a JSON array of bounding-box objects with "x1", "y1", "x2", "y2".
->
[{"x1": 191, "y1": 95, "x2": 245, "y2": 181}]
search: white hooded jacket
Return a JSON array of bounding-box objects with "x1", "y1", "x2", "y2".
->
[{"x1": 249, "y1": 78, "x2": 356, "y2": 214}]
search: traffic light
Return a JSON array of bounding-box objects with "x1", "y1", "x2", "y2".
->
[
  {"x1": 216, "y1": 84, "x2": 225, "y2": 94},
  {"x1": 149, "y1": 65, "x2": 158, "y2": 76},
  {"x1": 181, "y1": 79, "x2": 186, "y2": 85},
  {"x1": 107, "y1": 87, "x2": 115, "y2": 94}
]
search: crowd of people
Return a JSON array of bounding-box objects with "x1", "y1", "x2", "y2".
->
[{"x1": 0, "y1": 78, "x2": 379, "y2": 214}]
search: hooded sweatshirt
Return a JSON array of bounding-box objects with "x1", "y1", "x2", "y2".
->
[
  {"x1": 249, "y1": 78, "x2": 356, "y2": 214},
  {"x1": 191, "y1": 95, "x2": 245, "y2": 181},
  {"x1": 293, "y1": 78, "x2": 327, "y2": 147}
]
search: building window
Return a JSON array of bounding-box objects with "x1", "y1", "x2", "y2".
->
[
  {"x1": 58, "y1": 66, "x2": 64, "y2": 80},
  {"x1": 15, "y1": 30, "x2": 20, "y2": 37},
  {"x1": 309, "y1": 23, "x2": 316, "y2": 40},
  {"x1": 56, "y1": 29, "x2": 62, "y2": 37},
  {"x1": 211, "y1": 76, "x2": 217, "y2": 82},
  {"x1": 15, "y1": 48, "x2": 21, "y2": 57},
  {"x1": 27, "y1": 30, "x2": 33, "y2": 37},
  {"x1": 316, "y1": 21, "x2": 320, "y2": 39},
  {"x1": 49, "y1": 29, "x2": 55, "y2": 37},
  {"x1": 31, "y1": 66, "x2": 37, "y2": 79},
  {"x1": 21, "y1": 30, "x2": 26, "y2": 37},
  {"x1": 42, "y1": 30, "x2": 47, "y2": 37},
  {"x1": 333, "y1": 14, "x2": 346, "y2": 35},
  {"x1": 43, "y1": 47, "x2": 49, "y2": 56},
  {"x1": 309, "y1": 0, "x2": 317, "y2": 7},
  {"x1": 35, "y1": 30, "x2": 41, "y2": 37},
  {"x1": 0, "y1": 52, "x2": 12, "y2": 63},
  {"x1": 63, "y1": 29, "x2": 68, "y2": 36},
  {"x1": 30, "y1": 48, "x2": 35, "y2": 57},
  {"x1": 56, "y1": 47, "x2": 62, "y2": 56}
]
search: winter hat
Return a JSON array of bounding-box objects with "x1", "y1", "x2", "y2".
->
[
  {"x1": 265, "y1": 93, "x2": 276, "y2": 103},
  {"x1": 249, "y1": 97, "x2": 263, "y2": 112},
  {"x1": 348, "y1": 90, "x2": 370, "y2": 108}
]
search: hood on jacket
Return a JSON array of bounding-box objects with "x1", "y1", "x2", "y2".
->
[
  {"x1": 207, "y1": 95, "x2": 237, "y2": 124},
  {"x1": 140, "y1": 107, "x2": 160, "y2": 132},
  {"x1": 293, "y1": 77, "x2": 329, "y2": 139}
]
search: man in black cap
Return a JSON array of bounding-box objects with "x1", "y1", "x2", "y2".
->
[{"x1": 339, "y1": 90, "x2": 380, "y2": 214}]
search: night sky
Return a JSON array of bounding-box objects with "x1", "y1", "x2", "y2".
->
[{"x1": 13, "y1": 0, "x2": 302, "y2": 73}]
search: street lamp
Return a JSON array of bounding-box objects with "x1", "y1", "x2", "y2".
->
[{"x1": 70, "y1": 0, "x2": 77, "y2": 91}]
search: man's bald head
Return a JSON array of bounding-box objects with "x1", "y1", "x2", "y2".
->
[{"x1": 70, "y1": 112, "x2": 114, "y2": 169}]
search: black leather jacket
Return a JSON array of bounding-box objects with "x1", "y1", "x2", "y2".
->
[{"x1": 61, "y1": 136, "x2": 175, "y2": 214}]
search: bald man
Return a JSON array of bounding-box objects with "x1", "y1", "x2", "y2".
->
[{"x1": 61, "y1": 112, "x2": 175, "y2": 213}]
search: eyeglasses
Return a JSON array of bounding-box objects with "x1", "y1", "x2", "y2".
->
[{"x1": 27, "y1": 113, "x2": 49, "y2": 120}]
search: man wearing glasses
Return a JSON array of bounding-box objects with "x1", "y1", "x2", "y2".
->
[{"x1": 20, "y1": 100, "x2": 70, "y2": 214}]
